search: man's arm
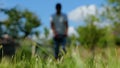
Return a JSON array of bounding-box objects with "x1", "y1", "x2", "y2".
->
[
  {"x1": 64, "y1": 14, "x2": 68, "y2": 36},
  {"x1": 65, "y1": 21, "x2": 68, "y2": 36},
  {"x1": 50, "y1": 15, "x2": 57, "y2": 36},
  {"x1": 51, "y1": 21, "x2": 57, "y2": 36}
]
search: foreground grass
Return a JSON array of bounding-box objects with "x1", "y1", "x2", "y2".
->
[{"x1": 0, "y1": 46, "x2": 120, "y2": 68}]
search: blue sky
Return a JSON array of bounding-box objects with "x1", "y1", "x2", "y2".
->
[{"x1": 0, "y1": 0, "x2": 106, "y2": 33}]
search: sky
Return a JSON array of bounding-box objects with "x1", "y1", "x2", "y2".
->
[{"x1": 0, "y1": 0, "x2": 106, "y2": 36}]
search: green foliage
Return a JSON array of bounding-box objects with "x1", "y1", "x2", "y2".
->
[
  {"x1": 77, "y1": 15, "x2": 114, "y2": 48},
  {"x1": 108, "y1": 0, "x2": 120, "y2": 5},
  {"x1": 44, "y1": 27, "x2": 49, "y2": 38},
  {"x1": 77, "y1": 16, "x2": 98, "y2": 46},
  {"x1": 112, "y1": 22, "x2": 120, "y2": 45},
  {"x1": 22, "y1": 10, "x2": 40, "y2": 31},
  {"x1": 1, "y1": 8, "x2": 41, "y2": 38},
  {"x1": 104, "y1": 0, "x2": 120, "y2": 45}
]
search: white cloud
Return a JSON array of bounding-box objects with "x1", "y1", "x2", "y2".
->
[
  {"x1": 98, "y1": 7, "x2": 106, "y2": 15},
  {"x1": 68, "y1": 5, "x2": 112, "y2": 28},
  {"x1": 68, "y1": 27, "x2": 79, "y2": 37},
  {"x1": 68, "y1": 5, "x2": 97, "y2": 22}
]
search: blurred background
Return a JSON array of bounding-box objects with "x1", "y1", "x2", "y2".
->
[{"x1": 0, "y1": 0, "x2": 120, "y2": 68}]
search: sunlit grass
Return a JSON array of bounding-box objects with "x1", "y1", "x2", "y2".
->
[
  {"x1": 0, "y1": 41, "x2": 120, "y2": 68},
  {"x1": 0, "y1": 45, "x2": 120, "y2": 68}
]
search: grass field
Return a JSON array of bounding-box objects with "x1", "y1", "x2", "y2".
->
[{"x1": 0, "y1": 44, "x2": 120, "y2": 68}]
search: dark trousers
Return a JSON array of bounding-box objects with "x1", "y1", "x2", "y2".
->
[{"x1": 53, "y1": 35, "x2": 67, "y2": 59}]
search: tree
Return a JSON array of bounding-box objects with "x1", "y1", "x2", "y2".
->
[
  {"x1": 0, "y1": 3, "x2": 4, "y2": 37},
  {"x1": 77, "y1": 0, "x2": 120, "y2": 47},
  {"x1": 0, "y1": 8, "x2": 41, "y2": 38},
  {"x1": 108, "y1": 0, "x2": 120, "y2": 5},
  {"x1": 77, "y1": 14, "x2": 114, "y2": 48},
  {"x1": 105, "y1": 0, "x2": 120, "y2": 45},
  {"x1": 77, "y1": 15, "x2": 99, "y2": 47}
]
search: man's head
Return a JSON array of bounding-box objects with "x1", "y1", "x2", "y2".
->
[{"x1": 56, "y1": 3, "x2": 62, "y2": 14}]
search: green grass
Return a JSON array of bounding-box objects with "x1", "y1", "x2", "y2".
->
[{"x1": 0, "y1": 45, "x2": 120, "y2": 68}]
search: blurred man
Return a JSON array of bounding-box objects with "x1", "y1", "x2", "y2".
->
[{"x1": 50, "y1": 3, "x2": 68, "y2": 59}]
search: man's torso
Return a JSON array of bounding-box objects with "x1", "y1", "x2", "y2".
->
[{"x1": 51, "y1": 13, "x2": 67, "y2": 35}]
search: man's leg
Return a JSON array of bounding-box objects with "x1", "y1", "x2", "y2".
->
[
  {"x1": 61, "y1": 37, "x2": 67, "y2": 54},
  {"x1": 54, "y1": 39, "x2": 60, "y2": 59}
]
